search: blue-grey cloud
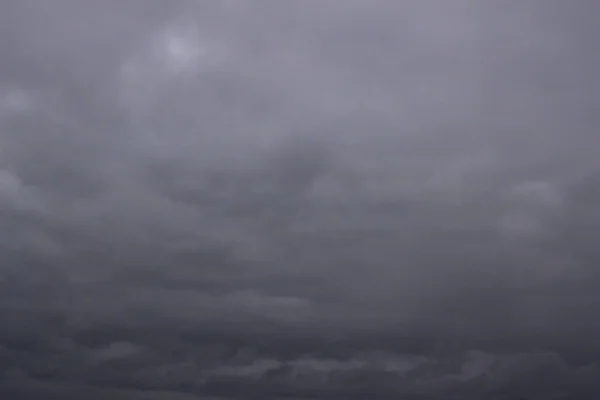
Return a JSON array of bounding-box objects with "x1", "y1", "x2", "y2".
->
[{"x1": 1, "y1": 0, "x2": 599, "y2": 398}]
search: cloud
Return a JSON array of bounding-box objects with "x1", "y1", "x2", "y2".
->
[
  {"x1": 4, "y1": 345, "x2": 600, "y2": 399},
  {"x1": 1, "y1": 0, "x2": 599, "y2": 398}
]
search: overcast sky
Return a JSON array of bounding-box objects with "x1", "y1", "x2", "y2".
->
[{"x1": 1, "y1": 1, "x2": 600, "y2": 399}]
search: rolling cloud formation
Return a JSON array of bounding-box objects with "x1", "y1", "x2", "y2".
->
[{"x1": 1, "y1": 1, "x2": 600, "y2": 398}]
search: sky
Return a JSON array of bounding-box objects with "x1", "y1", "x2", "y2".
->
[{"x1": 1, "y1": 0, "x2": 600, "y2": 399}]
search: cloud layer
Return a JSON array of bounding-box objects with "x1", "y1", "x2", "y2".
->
[{"x1": 1, "y1": 0, "x2": 599, "y2": 398}]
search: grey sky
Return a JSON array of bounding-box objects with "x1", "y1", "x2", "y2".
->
[{"x1": 1, "y1": 1, "x2": 600, "y2": 398}]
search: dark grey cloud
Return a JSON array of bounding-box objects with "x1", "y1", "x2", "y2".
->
[{"x1": 1, "y1": 0, "x2": 600, "y2": 398}]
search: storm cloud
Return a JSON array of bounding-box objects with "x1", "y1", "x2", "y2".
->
[{"x1": 1, "y1": 0, "x2": 600, "y2": 398}]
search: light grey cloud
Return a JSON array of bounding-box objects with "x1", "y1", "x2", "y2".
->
[{"x1": 1, "y1": 0, "x2": 599, "y2": 398}]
